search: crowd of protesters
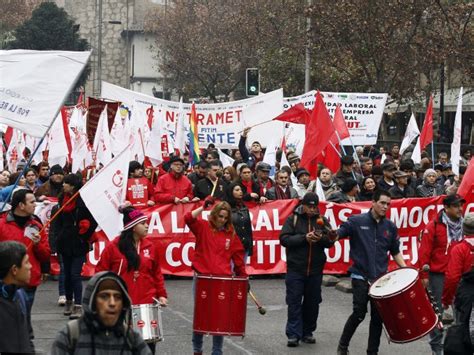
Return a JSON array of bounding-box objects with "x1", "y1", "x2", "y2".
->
[{"x1": 0, "y1": 126, "x2": 472, "y2": 354}]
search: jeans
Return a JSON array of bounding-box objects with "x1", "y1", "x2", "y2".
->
[
  {"x1": 339, "y1": 279, "x2": 383, "y2": 354},
  {"x1": 428, "y1": 272, "x2": 445, "y2": 354},
  {"x1": 58, "y1": 254, "x2": 65, "y2": 296},
  {"x1": 23, "y1": 287, "x2": 36, "y2": 344},
  {"x1": 62, "y1": 254, "x2": 85, "y2": 305},
  {"x1": 192, "y1": 275, "x2": 224, "y2": 354},
  {"x1": 285, "y1": 271, "x2": 323, "y2": 340}
]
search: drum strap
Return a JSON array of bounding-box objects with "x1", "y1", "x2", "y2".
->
[{"x1": 470, "y1": 302, "x2": 474, "y2": 345}]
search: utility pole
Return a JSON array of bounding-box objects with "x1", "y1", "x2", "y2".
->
[
  {"x1": 96, "y1": 0, "x2": 103, "y2": 97},
  {"x1": 304, "y1": 0, "x2": 312, "y2": 92}
]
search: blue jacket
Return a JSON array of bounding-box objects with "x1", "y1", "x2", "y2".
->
[{"x1": 338, "y1": 210, "x2": 400, "y2": 281}]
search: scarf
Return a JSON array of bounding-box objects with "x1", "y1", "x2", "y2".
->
[
  {"x1": 275, "y1": 185, "x2": 290, "y2": 200},
  {"x1": 442, "y1": 211, "x2": 463, "y2": 243},
  {"x1": 62, "y1": 193, "x2": 78, "y2": 213}
]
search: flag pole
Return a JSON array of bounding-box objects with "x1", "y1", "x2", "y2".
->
[
  {"x1": 431, "y1": 141, "x2": 435, "y2": 168},
  {"x1": 38, "y1": 190, "x2": 81, "y2": 234},
  {"x1": 0, "y1": 53, "x2": 92, "y2": 212}
]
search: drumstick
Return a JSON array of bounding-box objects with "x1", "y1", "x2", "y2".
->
[
  {"x1": 118, "y1": 259, "x2": 123, "y2": 276},
  {"x1": 248, "y1": 290, "x2": 266, "y2": 315}
]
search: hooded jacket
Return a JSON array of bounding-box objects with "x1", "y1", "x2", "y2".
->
[
  {"x1": 280, "y1": 205, "x2": 334, "y2": 276},
  {"x1": 50, "y1": 271, "x2": 151, "y2": 355},
  {"x1": 0, "y1": 282, "x2": 34, "y2": 354}
]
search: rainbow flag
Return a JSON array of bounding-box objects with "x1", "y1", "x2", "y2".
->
[{"x1": 189, "y1": 103, "x2": 200, "y2": 165}]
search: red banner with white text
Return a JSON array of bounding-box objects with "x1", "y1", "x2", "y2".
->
[{"x1": 45, "y1": 196, "x2": 474, "y2": 277}]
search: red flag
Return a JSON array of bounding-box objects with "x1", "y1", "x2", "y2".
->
[
  {"x1": 273, "y1": 103, "x2": 310, "y2": 124},
  {"x1": 300, "y1": 91, "x2": 336, "y2": 171},
  {"x1": 419, "y1": 96, "x2": 434, "y2": 150},
  {"x1": 458, "y1": 158, "x2": 474, "y2": 198},
  {"x1": 4, "y1": 126, "x2": 13, "y2": 146},
  {"x1": 60, "y1": 107, "x2": 73, "y2": 162},
  {"x1": 315, "y1": 131, "x2": 341, "y2": 174},
  {"x1": 333, "y1": 105, "x2": 350, "y2": 140}
]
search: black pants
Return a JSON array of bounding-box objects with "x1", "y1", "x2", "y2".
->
[{"x1": 339, "y1": 279, "x2": 383, "y2": 354}]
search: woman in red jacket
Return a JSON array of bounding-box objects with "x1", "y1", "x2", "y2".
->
[
  {"x1": 95, "y1": 206, "x2": 167, "y2": 354},
  {"x1": 185, "y1": 200, "x2": 247, "y2": 355}
]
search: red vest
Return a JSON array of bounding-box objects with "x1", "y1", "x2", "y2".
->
[{"x1": 126, "y1": 177, "x2": 150, "y2": 208}]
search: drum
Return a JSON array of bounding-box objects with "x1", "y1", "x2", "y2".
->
[
  {"x1": 131, "y1": 304, "x2": 163, "y2": 343},
  {"x1": 193, "y1": 274, "x2": 248, "y2": 336},
  {"x1": 369, "y1": 267, "x2": 438, "y2": 343}
]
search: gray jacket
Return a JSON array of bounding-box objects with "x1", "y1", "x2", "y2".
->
[
  {"x1": 51, "y1": 272, "x2": 152, "y2": 355},
  {"x1": 265, "y1": 185, "x2": 299, "y2": 200}
]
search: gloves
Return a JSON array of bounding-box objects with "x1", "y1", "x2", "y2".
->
[
  {"x1": 204, "y1": 196, "x2": 215, "y2": 208},
  {"x1": 78, "y1": 219, "x2": 91, "y2": 235}
]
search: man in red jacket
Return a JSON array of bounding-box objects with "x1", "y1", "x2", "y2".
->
[
  {"x1": 419, "y1": 194, "x2": 465, "y2": 355},
  {"x1": 154, "y1": 156, "x2": 199, "y2": 204},
  {"x1": 0, "y1": 189, "x2": 50, "y2": 326},
  {"x1": 442, "y1": 213, "x2": 474, "y2": 309}
]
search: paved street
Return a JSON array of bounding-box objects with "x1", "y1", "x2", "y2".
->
[{"x1": 32, "y1": 277, "x2": 432, "y2": 354}]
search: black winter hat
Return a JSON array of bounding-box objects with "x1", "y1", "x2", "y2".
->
[{"x1": 49, "y1": 164, "x2": 64, "y2": 177}]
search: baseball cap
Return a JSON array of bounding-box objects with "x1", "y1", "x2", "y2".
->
[{"x1": 302, "y1": 192, "x2": 319, "y2": 206}]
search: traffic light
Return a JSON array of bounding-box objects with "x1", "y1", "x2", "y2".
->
[{"x1": 246, "y1": 68, "x2": 259, "y2": 96}]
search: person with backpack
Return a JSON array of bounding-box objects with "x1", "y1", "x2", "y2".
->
[
  {"x1": 51, "y1": 271, "x2": 152, "y2": 355},
  {"x1": 279, "y1": 192, "x2": 337, "y2": 347}
]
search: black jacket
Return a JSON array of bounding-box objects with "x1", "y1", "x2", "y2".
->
[
  {"x1": 388, "y1": 185, "x2": 416, "y2": 199},
  {"x1": 0, "y1": 282, "x2": 34, "y2": 354},
  {"x1": 280, "y1": 206, "x2": 334, "y2": 275},
  {"x1": 231, "y1": 204, "x2": 253, "y2": 256},
  {"x1": 416, "y1": 183, "x2": 444, "y2": 197},
  {"x1": 55, "y1": 195, "x2": 98, "y2": 257},
  {"x1": 193, "y1": 177, "x2": 226, "y2": 200}
]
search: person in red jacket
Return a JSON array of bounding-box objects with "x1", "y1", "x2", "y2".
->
[
  {"x1": 442, "y1": 213, "x2": 474, "y2": 309},
  {"x1": 154, "y1": 156, "x2": 199, "y2": 204},
  {"x1": 96, "y1": 205, "x2": 167, "y2": 354},
  {"x1": 126, "y1": 161, "x2": 155, "y2": 208},
  {"x1": 419, "y1": 194, "x2": 466, "y2": 355},
  {"x1": 185, "y1": 200, "x2": 247, "y2": 355},
  {"x1": 0, "y1": 189, "x2": 50, "y2": 333}
]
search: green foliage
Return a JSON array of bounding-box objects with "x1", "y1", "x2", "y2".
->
[{"x1": 9, "y1": 2, "x2": 91, "y2": 88}]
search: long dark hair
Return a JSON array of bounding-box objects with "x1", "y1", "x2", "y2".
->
[{"x1": 118, "y1": 229, "x2": 140, "y2": 272}]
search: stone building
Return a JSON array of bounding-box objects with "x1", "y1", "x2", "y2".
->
[{"x1": 53, "y1": 0, "x2": 167, "y2": 98}]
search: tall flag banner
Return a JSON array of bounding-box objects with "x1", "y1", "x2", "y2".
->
[
  {"x1": 0, "y1": 50, "x2": 91, "y2": 137},
  {"x1": 175, "y1": 97, "x2": 186, "y2": 154},
  {"x1": 333, "y1": 105, "x2": 350, "y2": 140},
  {"x1": 300, "y1": 91, "x2": 336, "y2": 178},
  {"x1": 411, "y1": 137, "x2": 422, "y2": 164},
  {"x1": 145, "y1": 107, "x2": 163, "y2": 167},
  {"x1": 458, "y1": 157, "x2": 474, "y2": 198},
  {"x1": 419, "y1": 95, "x2": 434, "y2": 151},
  {"x1": 48, "y1": 111, "x2": 68, "y2": 167},
  {"x1": 451, "y1": 87, "x2": 463, "y2": 175},
  {"x1": 217, "y1": 148, "x2": 235, "y2": 168},
  {"x1": 400, "y1": 113, "x2": 420, "y2": 155},
  {"x1": 189, "y1": 103, "x2": 200, "y2": 165},
  {"x1": 93, "y1": 106, "x2": 113, "y2": 166},
  {"x1": 79, "y1": 145, "x2": 131, "y2": 240}
]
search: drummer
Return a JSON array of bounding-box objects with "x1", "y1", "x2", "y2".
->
[
  {"x1": 334, "y1": 190, "x2": 407, "y2": 355},
  {"x1": 96, "y1": 206, "x2": 168, "y2": 354},
  {"x1": 185, "y1": 200, "x2": 247, "y2": 355}
]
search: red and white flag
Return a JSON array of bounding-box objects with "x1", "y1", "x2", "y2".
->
[
  {"x1": 145, "y1": 107, "x2": 163, "y2": 167},
  {"x1": 6, "y1": 129, "x2": 25, "y2": 172},
  {"x1": 79, "y1": 145, "x2": 131, "y2": 240}
]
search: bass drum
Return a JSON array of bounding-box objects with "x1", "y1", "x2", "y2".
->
[{"x1": 369, "y1": 267, "x2": 438, "y2": 343}]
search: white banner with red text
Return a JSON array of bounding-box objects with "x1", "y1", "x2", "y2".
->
[{"x1": 55, "y1": 196, "x2": 473, "y2": 277}]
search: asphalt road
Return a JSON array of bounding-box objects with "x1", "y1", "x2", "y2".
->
[{"x1": 32, "y1": 277, "x2": 432, "y2": 354}]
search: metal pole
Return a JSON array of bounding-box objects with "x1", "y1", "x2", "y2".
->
[
  {"x1": 97, "y1": 0, "x2": 103, "y2": 96},
  {"x1": 438, "y1": 63, "x2": 445, "y2": 156},
  {"x1": 304, "y1": 0, "x2": 312, "y2": 92},
  {"x1": 125, "y1": 0, "x2": 130, "y2": 88}
]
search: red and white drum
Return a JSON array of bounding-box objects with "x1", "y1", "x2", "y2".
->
[
  {"x1": 193, "y1": 274, "x2": 248, "y2": 336},
  {"x1": 369, "y1": 267, "x2": 439, "y2": 343}
]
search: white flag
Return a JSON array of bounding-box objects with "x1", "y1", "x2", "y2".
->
[
  {"x1": 451, "y1": 87, "x2": 463, "y2": 175},
  {"x1": 263, "y1": 134, "x2": 282, "y2": 179},
  {"x1": 315, "y1": 178, "x2": 326, "y2": 202},
  {"x1": 145, "y1": 108, "x2": 163, "y2": 167},
  {"x1": 6, "y1": 129, "x2": 25, "y2": 172},
  {"x1": 175, "y1": 97, "x2": 187, "y2": 154},
  {"x1": 48, "y1": 111, "x2": 68, "y2": 167},
  {"x1": 71, "y1": 131, "x2": 89, "y2": 173},
  {"x1": 80, "y1": 145, "x2": 131, "y2": 240},
  {"x1": 400, "y1": 113, "x2": 420, "y2": 155},
  {"x1": 0, "y1": 50, "x2": 91, "y2": 137},
  {"x1": 93, "y1": 107, "x2": 113, "y2": 166},
  {"x1": 217, "y1": 148, "x2": 235, "y2": 168},
  {"x1": 411, "y1": 137, "x2": 422, "y2": 164}
]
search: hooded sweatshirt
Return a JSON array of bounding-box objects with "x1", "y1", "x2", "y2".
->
[{"x1": 50, "y1": 271, "x2": 152, "y2": 355}]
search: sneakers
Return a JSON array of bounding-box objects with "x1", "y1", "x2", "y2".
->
[
  {"x1": 337, "y1": 345, "x2": 350, "y2": 355},
  {"x1": 287, "y1": 338, "x2": 299, "y2": 347},
  {"x1": 69, "y1": 305, "x2": 82, "y2": 319},
  {"x1": 302, "y1": 335, "x2": 316, "y2": 344},
  {"x1": 57, "y1": 295, "x2": 66, "y2": 306},
  {"x1": 63, "y1": 300, "x2": 73, "y2": 316}
]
